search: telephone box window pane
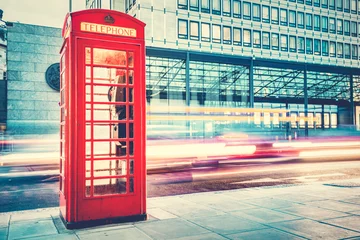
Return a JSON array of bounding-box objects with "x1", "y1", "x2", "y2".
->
[
  {"x1": 129, "y1": 88, "x2": 133, "y2": 103},
  {"x1": 243, "y1": 29, "x2": 252, "y2": 47},
  {"x1": 337, "y1": 42, "x2": 343, "y2": 58},
  {"x1": 253, "y1": 31, "x2": 261, "y2": 48},
  {"x1": 86, "y1": 47, "x2": 91, "y2": 64},
  {"x1": 233, "y1": 0, "x2": 241, "y2": 18},
  {"x1": 223, "y1": 0, "x2": 231, "y2": 16},
  {"x1": 93, "y1": 48, "x2": 126, "y2": 67},
  {"x1": 213, "y1": 0, "x2": 221, "y2": 15},
  {"x1": 86, "y1": 142, "x2": 91, "y2": 157},
  {"x1": 201, "y1": 0, "x2": 210, "y2": 13},
  {"x1": 212, "y1": 24, "x2": 221, "y2": 43},
  {"x1": 298, "y1": 12, "x2": 304, "y2": 28},
  {"x1": 86, "y1": 161, "x2": 91, "y2": 178},
  {"x1": 128, "y1": 52, "x2": 134, "y2": 68},
  {"x1": 130, "y1": 159, "x2": 134, "y2": 174},
  {"x1": 129, "y1": 141, "x2": 134, "y2": 156},
  {"x1": 93, "y1": 124, "x2": 112, "y2": 139},
  {"x1": 290, "y1": 36, "x2": 296, "y2": 52},
  {"x1": 178, "y1": 20, "x2": 188, "y2": 39},
  {"x1": 93, "y1": 141, "x2": 112, "y2": 157},
  {"x1": 271, "y1": 7, "x2": 279, "y2": 24},
  {"x1": 86, "y1": 180, "x2": 91, "y2": 197},
  {"x1": 201, "y1": 23, "x2": 210, "y2": 41},
  {"x1": 86, "y1": 66, "x2": 91, "y2": 83},
  {"x1": 298, "y1": 37, "x2": 305, "y2": 53},
  {"x1": 86, "y1": 124, "x2": 92, "y2": 140},
  {"x1": 129, "y1": 123, "x2": 134, "y2": 139},
  {"x1": 130, "y1": 177, "x2": 134, "y2": 193},
  {"x1": 223, "y1": 26, "x2": 232, "y2": 44},
  {"x1": 233, "y1": 28, "x2": 242, "y2": 45},
  {"x1": 314, "y1": 39, "x2": 321, "y2": 55},
  {"x1": 272, "y1": 33, "x2": 279, "y2": 50},
  {"x1": 190, "y1": 21, "x2": 199, "y2": 40},
  {"x1": 243, "y1": 2, "x2": 251, "y2": 20},
  {"x1": 306, "y1": 38, "x2": 313, "y2": 54},
  {"x1": 93, "y1": 160, "x2": 127, "y2": 177},
  {"x1": 128, "y1": 70, "x2": 134, "y2": 85},
  {"x1": 92, "y1": 68, "x2": 122, "y2": 84},
  {"x1": 262, "y1": 32, "x2": 270, "y2": 49},
  {"x1": 262, "y1": 6, "x2": 270, "y2": 23},
  {"x1": 129, "y1": 105, "x2": 134, "y2": 120},
  {"x1": 93, "y1": 178, "x2": 127, "y2": 195},
  {"x1": 330, "y1": 41, "x2": 336, "y2": 57}
]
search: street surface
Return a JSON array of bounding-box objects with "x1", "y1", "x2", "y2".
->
[{"x1": 0, "y1": 158, "x2": 359, "y2": 212}]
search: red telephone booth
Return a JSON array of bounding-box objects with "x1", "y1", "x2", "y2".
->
[{"x1": 59, "y1": 9, "x2": 146, "y2": 229}]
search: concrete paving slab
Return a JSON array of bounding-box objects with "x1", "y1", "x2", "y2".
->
[
  {"x1": 231, "y1": 208, "x2": 302, "y2": 223},
  {"x1": 10, "y1": 208, "x2": 58, "y2": 223},
  {"x1": 226, "y1": 228, "x2": 306, "y2": 240},
  {"x1": 309, "y1": 200, "x2": 360, "y2": 213},
  {"x1": 341, "y1": 198, "x2": 360, "y2": 205},
  {"x1": 242, "y1": 197, "x2": 304, "y2": 209},
  {"x1": 147, "y1": 196, "x2": 191, "y2": 208},
  {"x1": 270, "y1": 219, "x2": 359, "y2": 239},
  {"x1": 172, "y1": 232, "x2": 229, "y2": 240},
  {"x1": 22, "y1": 233, "x2": 79, "y2": 240},
  {"x1": 160, "y1": 201, "x2": 224, "y2": 219},
  {"x1": 135, "y1": 218, "x2": 209, "y2": 240},
  {"x1": 272, "y1": 193, "x2": 327, "y2": 203},
  {"x1": 0, "y1": 227, "x2": 8, "y2": 240},
  {"x1": 278, "y1": 205, "x2": 350, "y2": 220},
  {"x1": 147, "y1": 208, "x2": 178, "y2": 220},
  {"x1": 187, "y1": 214, "x2": 267, "y2": 235},
  {"x1": 323, "y1": 215, "x2": 360, "y2": 232},
  {"x1": 8, "y1": 219, "x2": 58, "y2": 240},
  {"x1": 0, "y1": 215, "x2": 9, "y2": 228},
  {"x1": 77, "y1": 226, "x2": 152, "y2": 240}
]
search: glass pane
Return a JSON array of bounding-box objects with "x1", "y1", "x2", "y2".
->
[
  {"x1": 130, "y1": 159, "x2": 134, "y2": 174},
  {"x1": 128, "y1": 70, "x2": 134, "y2": 85},
  {"x1": 93, "y1": 124, "x2": 112, "y2": 139},
  {"x1": 86, "y1": 47, "x2": 91, "y2": 64},
  {"x1": 93, "y1": 48, "x2": 126, "y2": 66},
  {"x1": 93, "y1": 178, "x2": 127, "y2": 195},
  {"x1": 93, "y1": 160, "x2": 127, "y2": 177},
  {"x1": 130, "y1": 177, "x2": 134, "y2": 193},
  {"x1": 128, "y1": 52, "x2": 134, "y2": 68},
  {"x1": 86, "y1": 161, "x2": 91, "y2": 178},
  {"x1": 129, "y1": 141, "x2": 134, "y2": 156},
  {"x1": 130, "y1": 123, "x2": 134, "y2": 138},
  {"x1": 129, "y1": 105, "x2": 134, "y2": 120},
  {"x1": 86, "y1": 180, "x2": 91, "y2": 197}
]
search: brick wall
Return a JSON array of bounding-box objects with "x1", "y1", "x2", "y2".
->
[{"x1": 6, "y1": 23, "x2": 62, "y2": 134}]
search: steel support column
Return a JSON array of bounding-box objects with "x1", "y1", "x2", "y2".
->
[
  {"x1": 185, "y1": 52, "x2": 190, "y2": 107},
  {"x1": 304, "y1": 65, "x2": 308, "y2": 137},
  {"x1": 249, "y1": 58, "x2": 254, "y2": 108},
  {"x1": 350, "y1": 74, "x2": 355, "y2": 125}
]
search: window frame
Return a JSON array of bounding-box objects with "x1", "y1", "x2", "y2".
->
[
  {"x1": 243, "y1": 29, "x2": 252, "y2": 47},
  {"x1": 344, "y1": 20, "x2": 350, "y2": 36},
  {"x1": 262, "y1": 31, "x2": 270, "y2": 49},
  {"x1": 329, "y1": 0, "x2": 335, "y2": 9},
  {"x1": 253, "y1": 30, "x2": 261, "y2": 48},
  {"x1": 351, "y1": 44, "x2": 358, "y2": 60},
  {"x1": 314, "y1": 0, "x2": 321, "y2": 6},
  {"x1": 271, "y1": 33, "x2": 279, "y2": 50},
  {"x1": 306, "y1": 13, "x2": 313, "y2": 30},
  {"x1": 322, "y1": 0, "x2": 328, "y2": 8},
  {"x1": 190, "y1": 21, "x2": 200, "y2": 40},
  {"x1": 337, "y1": 19, "x2": 343, "y2": 35},
  {"x1": 233, "y1": 27, "x2": 242, "y2": 46},
  {"x1": 212, "y1": 24, "x2": 222, "y2": 43},
  {"x1": 314, "y1": 14, "x2": 320, "y2": 31},
  {"x1": 178, "y1": 0, "x2": 188, "y2": 10},
  {"x1": 212, "y1": 0, "x2": 221, "y2": 15},
  {"x1": 253, "y1": 3, "x2": 261, "y2": 21},
  {"x1": 280, "y1": 8, "x2": 288, "y2": 26},
  {"x1": 306, "y1": 38, "x2": 313, "y2": 54},
  {"x1": 201, "y1": 22, "x2": 211, "y2": 42},
  {"x1": 223, "y1": 26, "x2": 232, "y2": 44},
  {"x1": 321, "y1": 16, "x2": 328, "y2": 32},
  {"x1": 344, "y1": 0, "x2": 350, "y2": 12},
  {"x1": 306, "y1": 0, "x2": 313, "y2": 6},
  {"x1": 289, "y1": 10, "x2": 296, "y2": 27},
  {"x1": 330, "y1": 41, "x2": 336, "y2": 57},
  {"x1": 344, "y1": 43, "x2": 351, "y2": 59},
  {"x1": 351, "y1": 0, "x2": 357, "y2": 13},
  {"x1": 329, "y1": 17, "x2": 336, "y2": 34},
  {"x1": 322, "y1": 40, "x2": 329, "y2": 56},
  {"x1": 314, "y1": 39, "x2": 321, "y2": 55},
  {"x1": 262, "y1": 5, "x2": 270, "y2": 23},
  {"x1": 178, "y1": 19, "x2": 188, "y2": 39},
  {"x1": 281, "y1": 34, "x2": 288, "y2": 51},
  {"x1": 336, "y1": 0, "x2": 343, "y2": 11},
  {"x1": 298, "y1": 37, "x2": 305, "y2": 54},
  {"x1": 223, "y1": 0, "x2": 231, "y2": 16},
  {"x1": 271, "y1": 7, "x2": 279, "y2": 25},
  {"x1": 337, "y1": 42, "x2": 344, "y2": 58},
  {"x1": 298, "y1": 12, "x2": 305, "y2": 29},
  {"x1": 201, "y1": 0, "x2": 210, "y2": 13},
  {"x1": 289, "y1": 35, "x2": 297, "y2": 52},
  {"x1": 233, "y1": 0, "x2": 241, "y2": 18},
  {"x1": 190, "y1": 0, "x2": 199, "y2": 11},
  {"x1": 351, "y1": 22, "x2": 357, "y2": 37},
  {"x1": 243, "y1": 1, "x2": 252, "y2": 20}
]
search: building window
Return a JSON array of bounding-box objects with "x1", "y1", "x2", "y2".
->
[
  {"x1": 272, "y1": 7, "x2": 279, "y2": 24},
  {"x1": 253, "y1": 30, "x2": 261, "y2": 48},
  {"x1": 233, "y1": 28, "x2": 242, "y2": 45},
  {"x1": 336, "y1": 0, "x2": 343, "y2": 10},
  {"x1": 212, "y1": 0, "x2": 221, "y2": 15},
  {"x1": 330, "y1": 41, "x2": 336, "y2": 57},
  {"x1": 243, "y1": 2, "x2": 251, "y2": 20},
  {"x1": 358, "y1": 23, "x2": 360, "y2": 37},
  {"x1": 358, "y1": 0, "x2": 360, "y2": 13},
  {"x1": 352, "y1": 44, "x2": 358, "y2": 59},
  {"x1": 344, "y1": 43, "x2": 351, "y2": 59},
  {"x1": 337, "y1": 42, "x2": 343, "y2": 58},
  {"x1": 281, "y1": 35, "x2": 288, "y2": 51},
  {"x1": 289, "y1": 0, "x2": 296, "y2": 2},
  {"x1": 322, "y1": 16, "x2": 328, "y2": 32},
  {"x1": 314, "y1": 39, "x2": 321, "y2": 55},
  {"x1": 272, "y1": 33, "x2": 279, "y2": 50},
  {"x1": 314, "y1": 15, "x2": 320, "y2": 31},
  {"x1": 289, "y1": 36, "x2": 296, "y2": 52},
  {"x1": 223, "y1": 26, "x2": 232, "y2": 44},
  {"x1": 289, "y1": 10, "x2": 296, "y2": 27},
  {"x1": 190, "y1": 21, "x2": 199, "y2": 40},
  {"x1": 306, "y1": 38, "x2": 313, "y2": 54},
  {"x1": 262, "y1": 6, "x2": 270, "y2": 23},
  {"x1": 306, "y1": 0, "x2": 313, "y2": 5},
  {"x1": 212, "y1": 24, "x2": 221, "y2": 43},
  {"x1": 201, "y1": 0, "x2": 210, "y2": 13},
  {"x1": 190, "y1": 0, "x2": 199, "y2": 11},
  {"x1": 306, "y1": 13, "x2": 313, "y2": 30},
  {"x1": 329, "y1": 18, "x2": 336, "y2": 33},
  {"x1": 253, "y1": 4, "x2": 261, "y2": 21},
  {"x1": 322, "y1": 40, "x2": 329, "y2": 56},
  {"x1": 344, "y1": 20, "x2": 350, "y2": 36},
  {"x1": 223, "y1": 0, "x2": 231, "y2": 16},
  {"x1": 351, "y1": 0, "x2": 357, "y2": 13},
  {"x1": 262, "y1": 32, "x2": 270, "y2": 49},
  {"x1": 344, "y1": 0, "x2": 350, "y2": 12},
  {"x1": 298, "y1": 37, "x2": 305, "y2": 53},
  {"x1": 351, "y1": 22, "x2": 357, "y2": 37},
  {"x1": 298, "y1": 0, "x2": 304, "y2": 3},
  {"x1": 280, "y1": 9, "x2": 288, "y2": 26},
  {"x1": 298, "y1": 12, "x2": 305, "y2": 28},
  {"x1": 322, "y1": 0, "x2": 328, "y2": 8},
  {"x1": 243, "y1": 29, "x2": 252, "y2": 47},
  {"x1": 314, "y1": 0, "x2": 321, "y2": 6},
  {"x1": 201, "y1": 23, "x2": 210, "y2": 41},
  {"x1": 233, "y1": 0, "x2": 241, "y2": 18},
  {"x1": 178, "y1": 0, "x2": 188, "y2": 9},
  {"x1": 329, "y1": 0, "x2": 335, "y2": 9},
  {"x1": 337, "y1": 19, "x2": 343, "y2": 35},
  {"x1": 178, "y1": 19, "x2": 188, "y2": 39}
]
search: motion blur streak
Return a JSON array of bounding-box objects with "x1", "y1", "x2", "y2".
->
[
  {"x1": 299, "y1": 149, "x2": 360, "y2": 158},
  {"x1": 272, "y1": 142, "x2": 313, "y2": 148},
  {"x1": 273, "y1": 140, "x2": 360, "y2": 148}
]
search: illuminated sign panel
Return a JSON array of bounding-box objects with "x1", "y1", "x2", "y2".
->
[{"x1": 80, "y1": 22, "x2": 137, "y2": 37}]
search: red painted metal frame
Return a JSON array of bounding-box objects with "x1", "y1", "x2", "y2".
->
[{"x1": 60, "y1": 9, "x2": 146, "y2": 228}]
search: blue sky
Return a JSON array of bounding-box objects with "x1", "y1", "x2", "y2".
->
[{"x1": 1, "y1": 0, "x2": 85, "y2": 28}]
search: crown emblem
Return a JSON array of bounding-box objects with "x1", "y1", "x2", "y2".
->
[{"x1": 104, "y1": 14, "x2": 115, "y2": 24}]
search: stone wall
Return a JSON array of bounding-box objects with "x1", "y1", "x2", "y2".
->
[{"x1": 6, "y1": 23, "x2": 62, "y2": 134}]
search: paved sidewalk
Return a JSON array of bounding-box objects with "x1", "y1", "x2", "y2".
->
[{"x1": 1, "y1": 180, "x2": 360, "y2": 240}]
